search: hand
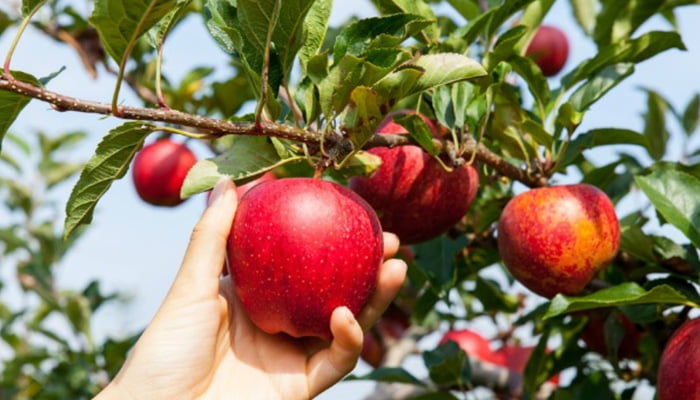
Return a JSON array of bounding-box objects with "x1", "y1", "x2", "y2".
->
[{"x1": 95, "y1": 178, "x2": 407, "y2": 400}]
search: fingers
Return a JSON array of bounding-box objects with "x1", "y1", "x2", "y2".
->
[
  {"x1": 169, "y1": 178, "x2": 237, "y2": 299},
  {"x1": 306, "y1": 307, "x2": 363, "y2": 396},
  {"x1": 383, "y1": 232, "x2": 400, "y2": 260},
  {"x1": 357, "y1": 258, "x2": 407, "y2": 331}
]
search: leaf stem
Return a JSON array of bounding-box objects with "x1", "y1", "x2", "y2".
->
[
  {"x1": 110, "y1": 1, "x2": 164, "y2": 116},
  {"x1": 255, "y1": 0, "x2": 282, "y2": 128},
  {"x1": 3, "y1": 0, "x2": 48, "y2": 78}
]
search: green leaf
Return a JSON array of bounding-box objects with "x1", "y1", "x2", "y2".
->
[
  {"x1": 374, "y1": 53, "x2": 487, "y2": 101},
  {"x1": 423, "y1": 341, "x2": 471, "y2": 387},
  {"x1": 181, "y1": 135, "x2": 303, "y2": 198},
  {"x1": 203, "y1": 0, "x2": 243, "y2": 55},
  {"x1": 568, "y1": 0, "x2": 597, "y2": 35},
  {"x1": 593, "y1": 0, "x2": 665, "y2": 47},
  {"x1": 319, "y1": 51, "x2": 409, "y2": 116},
  {"x1": 333, "y1": 14, "x2": 432, "y2": 61},
  {"x1": 342, "y1": 86, "x2": 384, "y2": 149},
  {"x1": 346, "y1": 367, "x2": 426, "y2": 385},
  {"x1": 89, "y1": 0, "x2": 177, "y2": 63},
  {"x1": 508, "y1": 55, "x2": 550, "y2": 114},
  {"x1": 298, "y1": 0, "x2": 333, "y2": 70},
  {"x1": 682, "y1": 93, "x2": 700, "y2": 135},
  {"x1": 635, "y1": 166, "x2": 700, "y2": 248},
  {"x1": 64, "y1": 122, "x2": 153, "y2": 239},
  {"x1": 329, "y1": 151, "x2": 382, "y2": 181},
  {"x1": 238, "y1": 0, "x2": 317, "y2": 75},
  {"x1": 544, "y1": 282, "x2": 700, "y2": 319},
  {"x1": 457, "y1": 0, "x2": 534, "y2": 45},
  {"x1": 369, "y1": 0, "x2": 439, "y2": 41},
  {"x1": 395, "y1": 113, "x2": 438, "y2": 156},
  {"x1": 21, "y1": 0, "x2": 46, "y2": 17},
  {"x1": 641, "y1": 88, "x2": 670, "y2": 160},
  {"x1": 414, "y1": 235, "x2": 466, "y2": 297},
  {"x1": 146, "y1": 0, "x2": 192, "y2": 48},
  {"x1": 0, "y1": 71, "x2": 40, "y2": 151},
  {"x1": 569, "y1": 63, "x2": 635, "y2": 112},
  {"x1": 562, "y1": 31, "x2": 686, "y2": 90},
  {"x1": 64, "y1": 294, "x2": 91, "y2": 336},
  {"x1": 559, "y1": 128, "x2": 649, "y2": 169}
]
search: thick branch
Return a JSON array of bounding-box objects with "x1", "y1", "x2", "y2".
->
[
  {"x1": 0, "y1": 76, "x2": 321, "y2": 143},
  {"x1": 0, "y1": 75, "x2": 546, "y2": 187}
]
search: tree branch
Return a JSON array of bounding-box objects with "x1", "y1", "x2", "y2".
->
[
  {"x1": 0, "y1": 75, "x2": 547, "y2": 188},
  {"x1": 0, "y1": 75, "x2": 320, "y2": 143},
  {"x1": 366, "y1": 134, "x2": 548, "y2": 188}
]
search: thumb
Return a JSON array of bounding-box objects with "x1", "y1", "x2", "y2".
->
[{"x1": 168, "y1": 178, "x2": 237, "y2": 300}]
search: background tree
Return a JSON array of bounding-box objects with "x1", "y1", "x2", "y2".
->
[{"x1": 1, "y1": 0, "x2": 700, "y2": 399}]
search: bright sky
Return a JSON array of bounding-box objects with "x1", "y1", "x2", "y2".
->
[{"x1": 1, "y1": 1, "x2": 699, "y2": 399}]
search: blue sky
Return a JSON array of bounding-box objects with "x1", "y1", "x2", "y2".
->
[{"x1": 1, "y1": 1, "x2": 699, "y2": 399}]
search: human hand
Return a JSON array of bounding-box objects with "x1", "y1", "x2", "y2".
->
[{"x1": 95, "y1": 178, "x2": 407, "y2": 400}]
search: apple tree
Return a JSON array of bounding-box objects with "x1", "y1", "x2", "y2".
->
[{"x1": 1, "y1": 0, "x2": 700, "y2": 399}]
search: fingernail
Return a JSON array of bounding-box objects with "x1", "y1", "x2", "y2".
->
[
  {"x1": 208, "y1": 178, "x2": 230, "y2": 207},
  {"x1": 342, "y1": 307, "x2": 355, "y2": 324}
]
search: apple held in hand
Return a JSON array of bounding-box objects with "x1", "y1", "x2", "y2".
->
[
  {"x1": 132, "y1": 138, "x2": 197, "y2": 207},
  {"x1": 350, "y1": 110, "x2": 479, "y2": 244},
  {"x1": 227, "y1": 178, "x2": 383, "y2": 340},
  {"x1": 658, "y1": 318, "x2": 700, "y2": 400},
  {"x1": 525, "y1": 25, "x2": 569, "y2": 77},
  {"x1": 497, "y1": 184, "x2": 620, "y2": 298},
  {"x1": 236, "y1": 171, "x2": 275, "y2": 198}
]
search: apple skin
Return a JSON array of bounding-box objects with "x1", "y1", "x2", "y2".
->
[
  {"x1": 361, "y1": 305, "x2": 410, "y2": 368},
  {"x1": 580, "y1": 310, "x2": 643, "y2": 359},
  {"x1": 657, "y1": 318, "x2": 700, "y2": 400},
  {"x1": 227, "y1": 178, "x2": 384, "y2": 340},
  {"x1": 494, "y1": 345, "x2": 560, "y2": 385},
  {"x1": 131, "y1": 138, "x2": 197, "y2": 207},
  {"x1": 440, "y1": 329, "x2": 502, "y2": 365},
  {"x1": 350, "y1": 111, "x2": 479, "y2": 244},
  {"x1": 497, "y1": 184, "x2": 620, "y2": 298},
  {"x1": 236, "y1": 171, "x2": 275, "y2": 198},
  {"x1": 525, "y1": 25, "x2": 569, "y2": 77}
]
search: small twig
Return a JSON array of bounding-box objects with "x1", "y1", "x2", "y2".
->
[
  {"x1": 256, "y1": 0, "x2": 282, "y2": 128},
  {"x1": 4, "y1": 0, "x2": 47, "y2": 78},
  {"x1": 155, "y1": 44, "x2": 170, "y2": 109},
  {"x1": 0, "y1": 76, "x2": 321, "y2": 143}
]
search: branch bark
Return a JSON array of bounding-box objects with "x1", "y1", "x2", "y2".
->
[{"x1": 0, "y1": 75, "x2": 547, "y2": 188}]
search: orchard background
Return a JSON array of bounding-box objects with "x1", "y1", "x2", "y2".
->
[{"x1": 1, "y1": 0, "x2": 700, "y2": 399}]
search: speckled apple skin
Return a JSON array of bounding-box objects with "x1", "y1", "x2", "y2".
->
[
  {"x1": 497, "y1": 184, "x2": 620, "y2": 298},
  {"x1": 132, "y1": 139, "x2": 197, "y2": 207},
  {"x1": 658, "y1": 318, "x2": 700, "y2": 400},
  {"x1": 525, "y1": 25, "x2": 569, "y2": 77},
  {"x1": 350, "y1": 112, "x2": 479, "y2": 244},
  {"x1": 228, "y1": 178, "x2": 383, "y2": 340}
]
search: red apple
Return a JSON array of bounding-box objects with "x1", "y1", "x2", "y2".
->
[
  {"x1": 580, "y1": 310, "x2": 643, "y2": 359},
  {"x1": 497, "y1": 184, "x2": 620, "y2": 298},
  {"x1": 236, "y1": 171, "x2": 275, "y2": 198},
  {"x1": 494, "y1": 345, "x2": 560, "y2": 385},
  {"x1": 658, "y1": 318, "x2": 700, "y2": 400},
  {"x1": 131, "y1": 138, "x2": 197, "y2": 207},
  {"x1": 350, "y1": 110, "x2": 479, "y2": 244},
  {"x1": 227, "y1": 178, "x2": 383, "y2": 340},
  {"x1": 440, "y1": 329, "x2": 501, "y2": 365},
  {"x1": 361, "y1": 305, "x2": 410, "y2": 368},
  {"x1": 525, "y1": 25, "x2": 569, "y2": 77}
]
